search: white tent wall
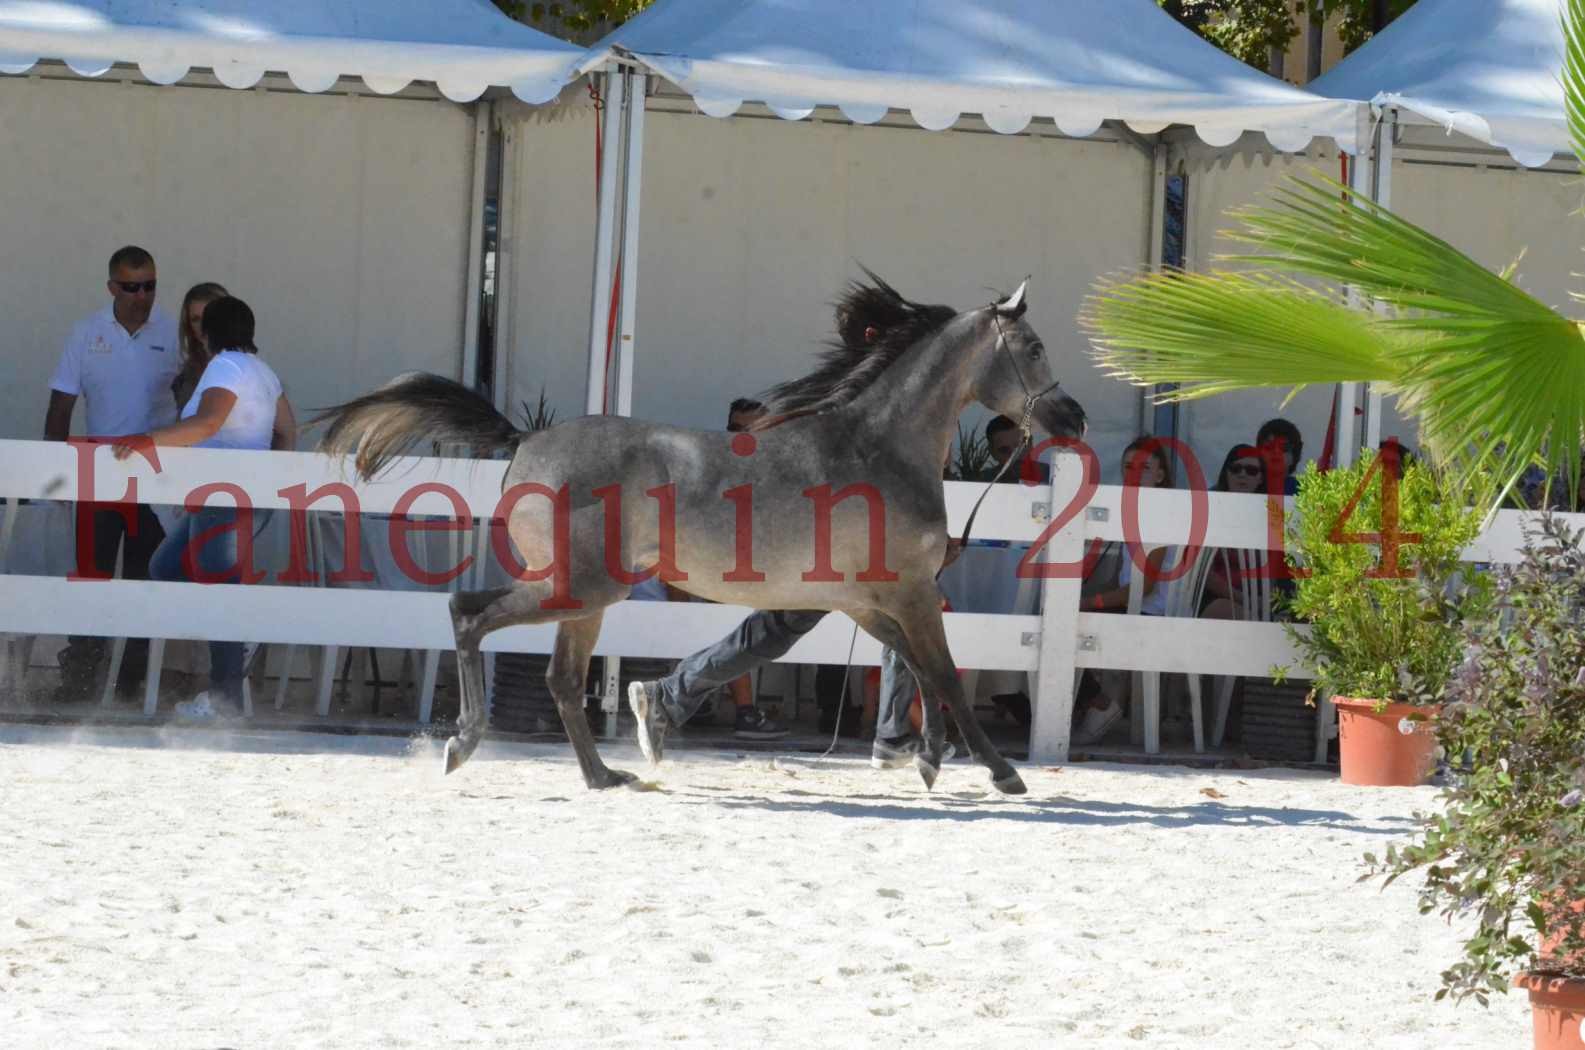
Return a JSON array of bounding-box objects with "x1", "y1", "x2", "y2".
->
[
  {"x1": 0, "y1": 74, "x2": 476, "y2": 439},
  {"x1": 1183, "y1": 143, "x2": 1583, "y2": 478},
  {"x1": 504, "y1": 103, "x2": 1153, "y2": 474},
  {"x1": 1179, "y1": 151, "x2": 1346, "y2": 478}
]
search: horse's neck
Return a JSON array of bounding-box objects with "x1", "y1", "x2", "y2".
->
[{"x1": 847, "y1": 326, "x2": 978, "y2": 468}]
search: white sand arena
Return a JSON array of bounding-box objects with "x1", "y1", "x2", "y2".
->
[{"x1": 1, "y1": 724, "x2": 1526, "y2": 1048}]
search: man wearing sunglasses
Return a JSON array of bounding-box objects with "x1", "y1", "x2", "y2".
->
[{"x1": 44, "y1": 245, "x2": 181, "y2": 701}]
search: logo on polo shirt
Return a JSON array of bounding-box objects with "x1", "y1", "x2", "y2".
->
[{"x1": 89, "y1": 335, "x2": 111, "y2": 354}]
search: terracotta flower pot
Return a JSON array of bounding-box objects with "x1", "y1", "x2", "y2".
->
[
  {"x1": 1516, "y1": 973, "x2": 1585, "y2": 1050},
  {"x1": 1541, "y1": 899, "x2": 1585, "y2": 975},
  {"x1": 1333, "y1": 697, "x2": 1438, "y2": 787}
]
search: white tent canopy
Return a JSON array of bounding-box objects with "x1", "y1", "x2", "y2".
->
[
  {"x1": 0, "y1": 0, "x2": 584, "y2": 102},
  {"x1": 583, "y1": 0, "x2": 1362, "y2": 152},
  {"x1": 1309, "y1": 0, "x2": 1570, "y2": 168}
]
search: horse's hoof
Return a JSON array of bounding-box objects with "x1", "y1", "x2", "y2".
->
[
  {"x1": 443, "y1": 737, "x2": 464, "y2": 775},
  {"x1": 591, "y1": 767, "x2": 639, "y2": 791},
  {"x1": 992, "y1": 770, "x2": 1027, "y2": 796},
  {"x1": 915, "y1": 755, "x2": 940, "y2": 791}
]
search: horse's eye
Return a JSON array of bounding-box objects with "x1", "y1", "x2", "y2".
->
[{"x1": 1029, "y1": 344, "x2": 1044, "y2": 360}]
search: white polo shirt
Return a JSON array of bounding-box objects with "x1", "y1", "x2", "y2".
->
[{"x1": 49, "y1": 304, "x2": 181, "y2": 437}]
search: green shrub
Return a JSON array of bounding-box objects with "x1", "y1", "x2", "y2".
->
[
  {"x1": 1366, "y1": 515, "x2": 1585, "y2": 1002},
  {"x1": 1283, "y1": 456, "x2": 1491, "y2": 705}
]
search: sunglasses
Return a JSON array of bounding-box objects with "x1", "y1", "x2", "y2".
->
[
  {"x1": 1228, "y1": 463, "x2": 1264, "y2": 478},
  {"x1": 113, "y1": 280, "x2": 157, "y2": 294}
]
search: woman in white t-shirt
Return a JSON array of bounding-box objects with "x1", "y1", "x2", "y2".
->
[{"x1": 112, "y1": 296, "x2": 296, "y2": 718}]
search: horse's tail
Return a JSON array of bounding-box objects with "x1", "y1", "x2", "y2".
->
[{"x1": 313, "y1": 371, "x2": 523, "y2": 480}]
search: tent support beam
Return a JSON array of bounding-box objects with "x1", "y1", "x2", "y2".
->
[
  {"x1": 1141, "y1": 141, "x2": 1168, "y2": 438},
  {"x1": 1336, "y1": 105, "x2": 1380, "y2": 469},
  {"x1": 614, "y1": 71, "x2": 647, "y2": 418},
  {"x1": 1362, "y1": 107, "x2": 1394, "y2": 453},
  {"x1": 1107, "y1": 120, "x2": 1159, "y2": 160},
  {"x1": 585, "y1": 68, "x2": 626, "y2": 415},
  {"x1": 461, "y1": 99, "x2": 492, "y2": 392}
]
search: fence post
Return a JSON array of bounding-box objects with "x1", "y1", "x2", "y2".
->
[{"x1": 1029, "y1": 453, "x2": 1087, "y2": 763}]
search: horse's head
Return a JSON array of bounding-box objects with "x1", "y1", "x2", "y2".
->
[{"x1": 968, "y1": 281, "x2": 1087, "y2": 443}]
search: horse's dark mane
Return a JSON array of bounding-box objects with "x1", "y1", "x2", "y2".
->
[{"x1": 751, "y1": 268, "x2": 957, "y2": 429}]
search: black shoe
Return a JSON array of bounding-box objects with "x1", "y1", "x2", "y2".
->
[
  {"x1": 627, "y1": 681, "x2": 671, "y2": 765},
  {"x1": 871, "y1": 735, "x2": 956, "y2": 770},
  {"x1": 733, "y1": 706, "x2": 788, "y2": 740}
]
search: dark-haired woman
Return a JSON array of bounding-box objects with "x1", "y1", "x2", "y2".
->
[
  {"x1": 112, "y1": 296, "x2": 296, "y2": 718},
  {"x1": 1200, "y1": 444, "x2": 1273, "y2": 620},
  {"x1": 1072, "y1": 437, "x2": 1176, "y2": 746}
]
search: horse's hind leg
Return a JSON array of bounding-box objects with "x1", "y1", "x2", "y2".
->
[
  {"x1": 854, "y1": 604, "x2": 1026, "y2": 796},
  {"x1": 547, "y1": 611, "x2": 636, "y2": 790},
  {"x1": 445, "y1": 587, "x2": 514, "y2": 775}
]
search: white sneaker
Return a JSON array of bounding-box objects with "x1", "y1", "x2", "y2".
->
[
  {"x1": 1072, "y1": 698, "x2": 1123, "y2": 746},
  {"x1": 174, "y1": 692, "x2": 217, "y2": 720}
]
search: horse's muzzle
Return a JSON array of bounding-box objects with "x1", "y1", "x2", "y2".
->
[{"x1": 1036, "y1": 393, "x2": 1088, "y2": 442}]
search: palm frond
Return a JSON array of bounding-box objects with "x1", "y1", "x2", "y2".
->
[
  {"x1": 1084, "y1": 166, "x2": 1585, "y2": 511},
  {"x1": 1223, "y1": 175, "x2": 1560, "y2": 326},
  {"x1": 1083, "y1": 268, "x2": 1407, "y2": 400},
  {"x1": 1565, "y1": 0, "x2": 1585, "y2": 171}
]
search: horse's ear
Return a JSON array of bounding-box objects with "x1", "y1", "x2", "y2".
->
[{"x1": 995, "y1": 278, "x2": 1029, "y2": 319}]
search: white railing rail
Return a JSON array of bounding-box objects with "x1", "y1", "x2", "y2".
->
[{"x1": 0, "y1": 441, "x2": 1576, "y2": 762}]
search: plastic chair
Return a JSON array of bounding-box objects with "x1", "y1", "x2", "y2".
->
[
  {"x1": 1128, "y1": 544, "x2": 1227, "y2": 754},
  {"x1": 0, "y1": 498, "x2": 39, "y2": 695},
  {"x1": 1205, "y1": 547, "x2": 1276, "y2": 747}
]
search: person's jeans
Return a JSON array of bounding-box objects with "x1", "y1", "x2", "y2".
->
[
  {"x1": 59, "y1": 503, "x2": 166, "y2": 695},
  {"x1": 655, "y1": 609, "x2": 917, "y2": 739},
  {"x1": 149, "y1": 505, "x2": 272, "y2": 702}
]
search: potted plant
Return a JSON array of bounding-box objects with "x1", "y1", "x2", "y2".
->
[
  {"x1": 1365, "y1": 515, "x2": 1585, "y2": 1043},
  {"x1": 1282, "y1": 452, "x2": 1492, "y2": 786}
]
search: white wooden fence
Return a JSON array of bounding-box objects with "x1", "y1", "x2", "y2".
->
[{"x1": 0, "y1": 438, "x2": 1566, "y2": 762}]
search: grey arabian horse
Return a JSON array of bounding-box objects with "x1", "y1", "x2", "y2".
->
[{"x1": 317, "y1": 275, "x2": 1085, "y2": 795}]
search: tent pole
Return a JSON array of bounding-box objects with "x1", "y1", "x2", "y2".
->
[
  {"x1": 492, "y1": 117, "x2": 517, "y2": 414},
  {"x1": 614, "y1": 71, "x2": 647, "y2": 419},
  {"x1": 461, "y1": 99, "x2": 492, "y2": 391},
  {"x1": 585, "y1": 68, "x2": 626, "y2": 415},
  {"x1": 1362, "y1": 108, "x2": 1394, "y2": 453},
  {"x1": 1337, "y1": 106, "x2": 1375, "y2": 469},
  {"x1": 1140, "y1": 142, "x2": 1168, "y2": 437}
]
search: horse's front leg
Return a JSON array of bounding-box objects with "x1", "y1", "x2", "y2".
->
[
  {"x1": 546, "y1": 611, "x2": 637, "y2": 790},
  {"x1": 855, "y1": 598, "x2": 1026, "y2": 795}
]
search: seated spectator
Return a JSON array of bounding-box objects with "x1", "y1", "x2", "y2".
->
[
  {"x1": 1072, "y1": 437, "x2": 1176, "y2": 746},
  {"x1": 979, "y1": 415, "x2": 1049, "y2": 485},
  {"x1": 1255, "y1": 418, "x2": 1303, "y2": 496},
  {"x1": 1201, "y1": 444, "x2": 1273, "y2": 621},
  {"x1": 112, "y1": 296, "x2": 297, "y2": 719}
]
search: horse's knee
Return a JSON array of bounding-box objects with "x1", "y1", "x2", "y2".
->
[
  {"x1": 449, "y1": 588, "x2": 511, "y2": 631},
  {"x1": 545, "y1": 662, "x2": 584, "y2": 702}
]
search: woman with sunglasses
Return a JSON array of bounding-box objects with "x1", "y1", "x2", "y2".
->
[
  {"x1": 112, "y1": 296, "x2": 297, "y2": 719},
  {"x1": 1200, "y1": 444, "x2": 1273, "y2": 620}
]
